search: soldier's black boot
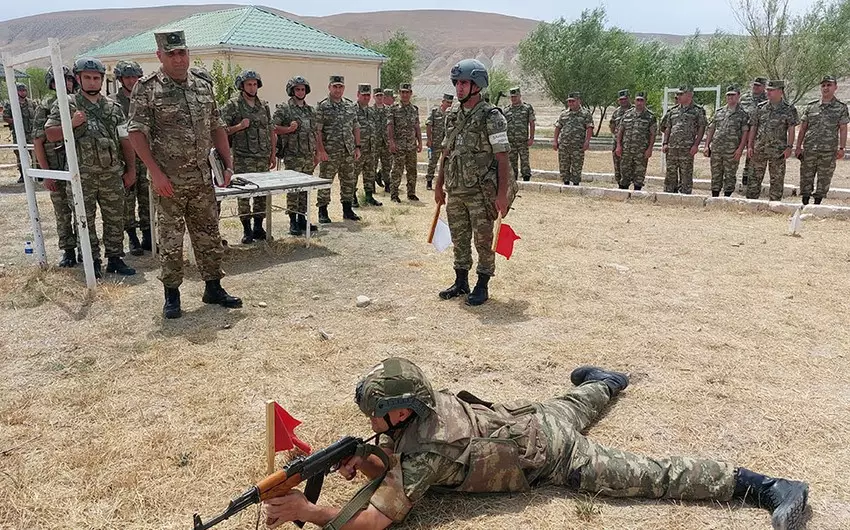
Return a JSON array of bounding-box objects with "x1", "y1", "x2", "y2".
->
[
  {"x1": 439, "y1": 268, "x2": 470, "y2": 300},
  {"x1": 59, "y1": 249, "x2": 77, "y2": 268},
  {"x1": 570, "y1": 366, "x2": 629, "y2": 396},
  {"x1": 426, "y1": 179, "x2": 433, "y2": 190},
  {"x1": 733, "y1": 468, "x2": 808, "y2": 530},
  {"x1": 141, "y1": 228, "x2": 153, "y2": 252},
  {"x1": 240, "y1": 217, "x2": 254, "y2": 244},
  {"x1": 408, "y1": 194, "x2": 420, "y2": 201},
  {"x1": 365, "y1": 190, "x2": 383, "y2": 206},
  {"x1": 384, "y1": 181, "x2": 391, "y2": 193},
  {"x1": 466, "y1": 273, "x2": 490, "y2": 306},
  {"x1": 93, "y1": 258, "x2": 103, "y2": 279},
  {"x1": 127, "y1": 229, "x2": 144, "y2": 256},
  {"x1": 724, "y1": 190, "x2": 733, "y2": 197},
  {"x1": 318, "y1": 206, "x2": 332, "y2": 224},
  {"x1": 342, "y1": 202, "x2": 361, "y2": 221},
  {"x1": 813, "y1": 197, "x2": 822, "y2": 205},
  {"x1": 802, "y1": 195, "x2": 810, "y2": 205},
  {"x1": 633, "y1": 185, "x2": 642, "y2": 191},
  {"x1": 106, "y1": 257, "x2": 136, "y2": 276},
  {"x1": 352, "y1": 193, "x2": 360, "y2": 208},
  {"x1": 289, "y1": 213, "x2": 303, "y2": 236},
  {"x1": 375, "y1": 171, "x2": 384, "y2": 187},
  {"x1": 298, "y1": 215, "x2": 318, "y2": 232},
  {"x1": 252, "y1": 216, "x2": 267, "y2": 240},
  {"x1": 163, "y1": 287, "x2": 182, "y2": 319},
  {"x1": 202, "y1": 279, "x2": 243, "y2": 308},
  {"x1": 712, "y1": 190, "x2": 720, "y2": 197}
]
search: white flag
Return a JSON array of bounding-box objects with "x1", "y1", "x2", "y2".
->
[
  {"x1": 432, "y1": 218, "x2": 452, "y2": 252},
  {"x1": 788, "y1": 207, "x2": 802, "y2": 236}
]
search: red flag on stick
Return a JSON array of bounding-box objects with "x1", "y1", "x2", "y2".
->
[
  {"x1": 494, "y1": 223, "x2": 521, "y2": 259},
  {"x1": 266, "y1": 401, "x2": 311, "y2": 473}
]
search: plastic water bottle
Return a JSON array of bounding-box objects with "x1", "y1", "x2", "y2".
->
[
  {"x1": 24, "y1": 241, "x2": 34, "y2": 259},
  {"x1": 428, "y1": 147, "x2": 432, "y2": 158}
]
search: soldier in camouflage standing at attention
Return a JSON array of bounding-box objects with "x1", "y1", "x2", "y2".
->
[
  {"x1": 425, "y1": 93, "x2": 453, "y2": 190},
  {"x1": 371, "y1": 87, "x2": 386, "y2": 189},
  {"x1": 3, "y1": 83, "x2": 37, "y2": 183},
  {"x1": 504, "y1": 87, "x2": 535, "y2": 182},
  {"x1": 739, "y1": 77, "x2": 768, "y2": 186},
  {"x1": 703, "y1": 85, "x2": 750, "y2": 197},
  {"x1": 660, "y1": 85, "x2": 706, "y2": 194},
  {"x1": 553, "y1": 92, "x2": 593, "y2": 185},
  {"x1": 609, "y1": 89, "x2": 631, "y2": 183},
  {"x1": 128, "y1": 30, "x2": 242, "y2": 318},
  {"x1": 615, "y1": 91, "x2": 656, "y2": 191},
  {"x1": 388, "y1": 83, "x2": 422, "y2": 202},
  {"x1": 315, "y1": 75, "x2": 361, "y2": 222},
  {"x1": 794, "y1": 75, "x2": 849, "y2": 205},
  {"x1": 746, "y1": 80, "x2": 798, "y2": 201},
  {"x1": 274, "y1": 76, "x2": 319, "y2": 236},
  {"x1": 379, "y1": 89, "x2": 396, "y2": 193},
  {"x1": 354, "y1": 83, "x2": 382, "y2": 207}
]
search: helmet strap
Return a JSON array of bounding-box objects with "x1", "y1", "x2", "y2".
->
[
  {"x1": 382, "y1": 412, "x2": 414, "y2": 437},
  {"x1": 83, "y1": 89, "x2": 100, "y2": 96},
  {"x1": 459, "y1": 85, "x2": 481, "y2": 105}
]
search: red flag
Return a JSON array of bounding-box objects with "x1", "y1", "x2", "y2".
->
[
  {"x1": 273, "y1": 402, "x2": 312, "y2": 454},
  {"x1": 494, "y1": 223, "x2": 521, "y2": 259}
]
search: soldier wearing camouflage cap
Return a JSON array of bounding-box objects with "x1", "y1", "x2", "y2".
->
[
  {"x1": 375, "y1": 89, "x2": 395, "y2": 192},
  {"x1": 503, "y1": 86, "x2": 536, "y2": 182},
  {"x1": 703, "y1": 85, "x2": 750, "y2": 197},
  {"x1": 3, "y1": 82, "x2": 37, "y2": 182},
  {"x1": 660, "y1": 84, "x2": 707, "y2": 194},
  {"x1": 262, "y1": 357, "x2": 809, "y2": 530},
  {"x1": 554, "y1": 92, "x2": 593, "y2": 185},
  {"x1": 609, "y1": 89, "x2": 632, "y2": 183},
  {"x1": 739, "y1": 77, "x2": 769, "y2": 186},
  {"x1": 425, "y1": 93, "x2": 453, "y2": 189},
  {"x1": 387, "y1": 82, "x2": 422, "y2": 201},
  {"x1": 615, "y1": 91, "x2": 657, "y2": 191},
  {"x1": 353, "y1": 82, "x2": 382, "y2": 207},
  {"x1": 746, "y1": 80, "x2": 798, "y2": 201}
]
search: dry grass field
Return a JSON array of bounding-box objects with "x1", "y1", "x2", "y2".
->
[{"x1": 1, "y1": 152, "x2": 849, "y2": 530}]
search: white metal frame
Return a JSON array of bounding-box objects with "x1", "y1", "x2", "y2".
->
[
  {"x1": 3, "y1": 39, "x2": 97, "y2": 290},
  {"x1": 661, "y1": 85, "x2": 721, "y2": 173}
]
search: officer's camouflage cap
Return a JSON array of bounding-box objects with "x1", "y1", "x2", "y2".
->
[
  {"x1": 766, "y1": 79, "x2": 785, "y2": 90},
  {"x1": 509, "y1": 86, "x2": 521, "y2": 95},
  {"x1": 329, "y1": 75, "x2": 345, "y2": 85},
  {"x1": 725, "y1": 84, "x2": 740, "y2": 95},
  {"x1": 567, "y1": 92, "x2": 581, "y2": 100},
  {"x1": 373, "y1": 87, "x2": 383, "y2": 94},
  {"x1": 399, "y1": 82, "x2": 412, "y2": 92},
  {"x1": 617, "y1": 89, "x2": 629, "y2": 99},
  {"x1": 821, "y1": 75, "x2": 837, "y2": 84},
  {"x1": 355, "y1": 357, "x2": 435, "y2": 418},
  {"x1": 358, "y1": 83, "x2": 372, "y2": 94},
  {"x1": 753, "y1": 77, "x2": 768, "y2": 86},
  {"x1": 383, "y1": 88, "x2": 394, "y2": 97},
  {"x1": 635, "y1": 91, "x2": 647, "y2": 100},
  {"x1": 442, "y1": 93, "x2": 454, "y2": 101},
  {"x1": 16, "y1": 83, "x2": 27, "y2": 91},
  {"x1": 676, "y1": 84, "x2": 693, "y2": 94},
  {"x1": 155, "y1": 30, "x2": 187, "y2": 52}
]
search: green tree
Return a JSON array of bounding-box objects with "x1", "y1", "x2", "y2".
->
[
  {"x1": 362, "y1": 30, "x2": 417, "y2": 92},
  {"x1": 24, "y1": 67, "x2": 49, "y2": 100},
  {"x1": 485, "y1": 67, "x2": 514, "y2": 106},
  {"x1": 193, "y1": 58, "x2": 241, "y2": 106},
  {"x1": 624, "y1": 40, "x2": 670, "y2": 115}
]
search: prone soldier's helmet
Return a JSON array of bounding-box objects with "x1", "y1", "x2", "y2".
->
[
  {"x1": 286, "y1": 76, "x2": 311, "y2": 97},
  {"x1": 73, "y1": 57, "x2": 106, "y2": 75},
  {"x1": 355, "y1": 357, "x2": 436, "y2": 420},
  {"x1": 113, "y1": 60, "x2": 143, "y2": 79},
  {"x1": 45, "y1": 65, "x2": 78, "y2": 90},
  {"x1": 235, "y1": 70, "x2": 263, "y2": 90},
  {"x1": 450, "y1": 58, "x2": 489, "y2": 90}
]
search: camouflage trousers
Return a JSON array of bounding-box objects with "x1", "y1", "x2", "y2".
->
[
  {"x1": 446, "y1": 187, "x2": 495, "y2": 276},
  {"x1": 355, "y1": 147, "x2": 377, "y2": 193},
  {"x1": 391, "y1": 149, "x2": 418, "y2": 198},
  {"x1": 318, "y1": 151, "x2": 356, "y2": 205},
  {"x1": 746, "y1": 152, "x2": 786, "y2": 201},
  {"x1": 618, "y1": 151, "x2": 649, "y2": 189},
  {"x1": 81, "y1": 171, "x2": 125, "y2": 259},
  {"x1": 558, "y1": 144, "x2": 585, "y2": 184},
  {"x1": 156, "y1": 172, "x2": 224, "y2": 288},
  {"x1": 664, "y1": 148, "x2": 695, "y2": 194},
  {"x1": 426, "y1": 145, "x2": 443, "y2": 180},
  {"x1": 535, "y1": 381, "x2": 736, "y2": 500},
  {"x1": 376, "y1": 143, "x2": 392, "y2": 181},
  {"x1": 742, "y1": 154, "x2": 753, "y2": 184},
  {"x1": 612, "y1": 146, "x2": 622, "y2": 184},
  {"x1": 710, "y1": 151, "x2": 742, "y2": 195},
  {"x1": 49, "y1": 180, "x2": 77, "y2": 251},
  {"x1": 285, "y1": 155, "x2": 315, "y2": 214},
  {"x1": 509, "y1": 142, "x2": 531, "y2": 181},
  {"x1": 800, "y1": 150, "x2": 837, "y2": 200},
  {"x1": 125, "y1": 162, "x2": 150, "y2": 230},
  {"x1": 235, "y1": 157, "x2": 269, "y2": 218}
]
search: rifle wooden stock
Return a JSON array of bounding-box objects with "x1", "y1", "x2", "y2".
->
[{"x1": 258, "y1": 470, "x2": 304, "y2": 500}]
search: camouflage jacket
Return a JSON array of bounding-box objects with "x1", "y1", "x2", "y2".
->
[
  {"x1": 3, "y1": 96, "x2": 38, "y2": 143},
  {"x1": 554, "y1": 107, "x2": 593, "y2": 147},
  {"x1": 660, "y1": 103, "x2": 707, "y2": 150},
  {"x1": 618, "y1": 107, "x2": 656, "y2": 153},
  {"x1": 609, "y1": 103, "x2": 632, "y2": 139},
  {"x1": 751, "y1": 100, "x2": 799, "y2": 157},
  {"x1": 31, "y1": 93, "x2": 66, "y2": 170},
  {"x1": 114, "y1": 89, "x2": 133, "y2": 118},
  {"x1": 740, "y1": 90, "x2": 767, "y2": 117},
  {"x1": 221, "y1": 94, "x2": 272, "y2": 159},
  {"x1": 356, "y1": 102, "x2": 376, "y2": 153},
  {"x1": 373, "y1": 104, "x2": 388, "y2": 144},
  {"x1": 443, "y1": 100, "x2": 510, "y2": 191},
  {"x1": 388, "y1": 102, "x2": 420, "y2": 151},
  {"x1": 46, "y1": 92, "x2": 127, "y2": 174},
  {"x1": 503, "y1": 102, "x2": 536, "y2": 144},
  {"x1": 273, "y1": 98, "x2": 316, "y2": 159},
  {"x1": 709, "y1": 104, "x2": 750, "y2": 154},
  {"x1": 128, "y1": 67, "x2": 224, "y2": 183},
  {"x1": 316, "y1": 96, "x2": 359, "y2": 156},
  {"x1": 800, "y1": 97, "x2": 850, "y2": 152},
  {"x1": 426, "y1": 106, "x2": 448, "y2": 146}
]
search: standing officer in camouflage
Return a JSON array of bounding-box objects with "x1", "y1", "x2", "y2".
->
[
  {"x1": 739, "y1": 77, "x2": 768, "y2": 186},
  {"x1": 273, "y1": 76, "x2": 318, "y2": 235},
  {"x1": 609, "y1": 89, "x2": 631, "y2": 183},
  {"x1": 113, "y1": 60, "x2": 151, "y2": 256},
  {"x1": 503, "y1": 87, "x2": 535, "y2": 182},
  {"x1": 703, "y1": 85, "x2": 750, "y2": 197},
  {"x1": 794, "y1": 75, "x2": 849, "y2": 205},
  {"x1": 614, "y1": 91, "x2": 656, "y2": 191},
  {"x1": 553, "y1": 92, "x2": 593, "y2": 185},
  {"x1": 128, "y1": 29, "x2": 242, "y2": 318},
  {"x1": 33, "y1": 66, "x2": 79, "y2": 267},
  {"x1": 425, "y1": 93, "x2": 453, "y2": 190},
  {"x1": 379, "y1": 89, "x2": 395, "y2": 193},
  {"x1": 371, "y1": 87, "x2": 387, "y2": 189},
  {"x1": 746, "y1": 80, "x2": 798, "y2": 201},
  {"x1": 44, "y1": 57, "x2": 136, "y2": 279},
  {"x1": 388, "y1": 83, "x2": 422, "y2": 202},
  {"x1": 354, "y1": 82, "x2": 382, "y2": 207},
  {"x1": 263, "y1": 357, "x2": 809, "y2": 530},
  {"x1": 3, "y1": 83, "x2": 38, "y2": 183},
  {"x1": 435, "y1": 59, "x2": 510, "y2": 307},
  {"x1": 315, "y1": 75, "x2": 361, "y2": 222},
  {"x1": 222, "y1": 70, "x2": 275, "y2": 243},
  {"x1": 660, "y1": 85, "x2": 706, "y2": 194}
]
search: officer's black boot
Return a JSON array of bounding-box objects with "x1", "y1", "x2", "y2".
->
[
  {"x1": 711, "y1": 190, "x2": 720, "y2": 197},
  {"x1": 93, "y1": 258, "x2": 103, "y2": 279},
  {"x1": 802, "y1": 195, "x2": 810, "y2": 205},
  {"x1": 202, "y1": 279, "x2": 243, "y2": 308},
  {"x1": 59, "y1": 249, "x2": 77, "y2": 268},
  {"x1": 365, "y1": 190, "x2": 383, "y2": 206},
  {"x1": 298, "y1": 215, "x2": 318, "y2": 233},
  {"x1": 375, "y1": 171, "x2": 384, "y2": 187},
  {"x1": 141, "y1": 228, "x2": 153, "y2": 252},
  {"x1": 241, "y1": 217, "x2": 254, "y2": 244},
  {"x1": 813, "y1": 197, "x2": 822, "y2": 205},
  {"x1": 106, "y1": 257, "x2": 136, "y2": 276},
  {"x1": 352, "y1": 193, "x2": 360, "y2": 208},
  {"x1": 522, "y1": 175, "x2": 530, "y2": 182},
  {"x1": 618, "y1": 184, "x2": 629, "y2": 190},
  {"x1": 724, "y1": 190, "x2": 733, "y2": 197},
  {"x1": 732, "y1": 468, "x2": 808, "y2": 530},
  {"x1": 408, "y1": 194, "x2": 420, "y2": 201},
  {"x1": 252, "y1": 216, "x2": 267, "y2": 240},
  {"x1": 570, "y1": 366, "x2": 629, "y2": 396},
  {"x1": 384, "y1": 181, "x2": 391, "y2": 193},
  {"x1": 127, "y1": 229, "x2": 144, "y2": 256},
  {"x1": 289, "y1": 213, "x2": 303, "y2": 236},
  {"x1": 633, "y1": 185, "x2": 642, "y2": 191},
  {"x1": 318, "y1": 206, "x2": 332, "y2": 224},
  {"x1": 438, "y1": 268, "x2": 470, "y2": 300},
  {"x1": 342, "y1": 202, "x2": 361, "y2": 221},
  {"x1": 426, "y1": 179, "x2": 433, "y2": 190},
  {"x1": 163, "y1": 287, "x2": 182, "y2": 319},
  {"x1": 466, "y1": 273, "x2": 490, "y2": 306}
]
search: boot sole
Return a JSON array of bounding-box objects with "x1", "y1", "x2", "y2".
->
[
  {"x1": 202, "y1": 297, "x2": 243, "y2": 309},
  {"x1": 438, "y1": 288, "x2": 470, "y2": 300},
  {"x1": 164, "y1": 310, "x2": 182, "y2": 319},
  {"x1": 465, "y1": 297, "x2": 489, "y2": 306},
  {"x1": 106, "y1": 267, "x2": 136, "y2": 275},
  {"x1": 771, "y1": 483, "x2": 808, "y2": 530}
]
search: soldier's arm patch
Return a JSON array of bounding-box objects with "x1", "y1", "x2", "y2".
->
[
  {"x1": 369, "y1": 455, "x2": 414, "y2": 523},
  {"x1": 128, "y1": 81, "x2": 152, "y2": 136},
  {"x1": 489, "y1": 131, "x2": 509, "y2": 145}
]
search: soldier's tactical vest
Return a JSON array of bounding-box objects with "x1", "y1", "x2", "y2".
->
[
  {"x1": 281, "y1": 100, "x2": 316, "y2": 158},
  {"x1": 37, "y1": 95, "x2": 67, "y2": 171},
  {"x1": 231, "y1": 98, "x2": 271, "y2": 158},
  {"x1": 72, "y1": 93, "x2": 124, "y2": 174},
  {"x1": 393, "y1": 391, "x2": 548, "y2": 493}
]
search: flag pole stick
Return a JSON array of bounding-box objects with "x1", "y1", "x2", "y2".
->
[
  {"x1": 265, "y1": 400, "x2": 275, "y2": 474},
  {"x1": 427, "y1": 203, "x2": 442, "y2": 243},
  {"x1": 491, "y1": 212, "x2": 503, "y2": 252}
]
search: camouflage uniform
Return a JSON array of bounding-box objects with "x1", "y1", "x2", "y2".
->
[
  {"x1": 746, "y1": 100, "x2": 798, "y2": 201},
  {"x1": 739, "y1": 87, "x2": 767, "y2": 184},
  {"x1": 799, "y1": 97, "x2": 849, "y2": 201},
  {"x1": 617, "y1": 107, "x2": 656, "y2": 189},
  {"x1": 46, "y1": 92, "x2": 127, "y2": 259},
  {"x1": 708, "y1": 104, "x2": 750, "y2": 195},
  {"x1": 375, "y1": 90, "x2": 394, "y2": 186},
  {"x1": 221, "y1": 94, "x2": 272, "y2": 217},
  {"x1": 316, "y1": 96, "x2": 359, "y2": 205},
  {"x1": 273, "y1": 98, "x2": 316, "y2": 213},
  {"x1": 3, "y1": 93, "x2": 37, "y2": 177},
  {"x1": 114, "y1": 89, "x2": 150, "y2": 231},
  {"x1": 660, "y1": 102, "x2": 706, "y2": 194},
  {"x1": 388, "y1": 100, "x2": 420, "y2": 199},
  {"x1": 128, "y1": 66, "x2": 226, "y2": 288},
  {"x1": 425, "y1": 105, "x2": 448, "y2": 182},
  {"x1": 503, "y1": 101, "x2": 535, "y2": 181},
  {"x1": 442, "y1": 100, "x2": 508, "y2": 276},
  {"x1": 355, "y1": 98, "x2": 378, "y2": 194},
  {"x1": 554, "y1": 106, "x2": 593, "y2": 185},
  {"x1": 609, "y1": 101, "x2": 632, "y2": 183}
]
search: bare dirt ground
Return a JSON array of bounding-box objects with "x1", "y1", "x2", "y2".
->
[{"x1": 1, "y1": 156, "x2": 849, "y2": 530}]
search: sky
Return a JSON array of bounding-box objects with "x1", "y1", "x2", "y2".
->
[{"x1": 1, "y1": 0, "x2": 821, "y2": 34}]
